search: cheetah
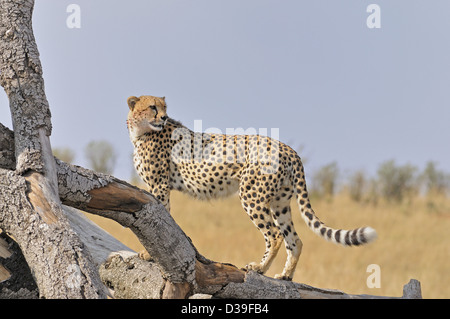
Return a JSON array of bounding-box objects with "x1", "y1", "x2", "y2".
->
[{"x1": 127, "y1": 95, "x2": 377, "y2": 280}]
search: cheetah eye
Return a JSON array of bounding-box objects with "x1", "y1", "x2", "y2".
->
[{"x1": 150, "y1": 105, "x2": 157, "y2": 112}]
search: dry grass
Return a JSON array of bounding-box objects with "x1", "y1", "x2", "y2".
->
[{"x1": 85, "y1": 191, "x2": 450, "y2": 298}]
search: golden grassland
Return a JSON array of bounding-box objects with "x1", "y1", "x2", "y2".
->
[{"x1": 86, "y1": 191, "x2": 450, "y2": 299}]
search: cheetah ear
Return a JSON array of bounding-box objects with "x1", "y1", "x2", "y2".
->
[
  {"x1": 161, "y1": 96, "x2": 166, "y2": 102},
  {"x1": 127, "y1": 96, "x2": 139, "y2": 110}
]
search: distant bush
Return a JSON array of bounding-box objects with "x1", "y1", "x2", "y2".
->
[
  {"x1": 420, "y1": 161, "x2": 450, "y2": 196},
  {"x1": 84, "y1": 140, "x2": 117, "y2": 174},
  {"x1": 347, "y1": 170, "x2": 367, "y2": 202},
  {"x1": 321, "y1": 160, "x2": 450, "y2": 204},
  {"x1": 376, "y1": 160, "x2": 418, "y2": 203},
  {"x1": 53, "y1": 147, "x2": 75, "y2": 164},
  {"x1": 311, "y1": 162, "x2": 339, "y2": 199}
]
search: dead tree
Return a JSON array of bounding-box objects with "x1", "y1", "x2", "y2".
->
[
  {"x1": 0, "y1": 0, "x2": 422, "y2": 299},
  {"x1": 0, "y1": 0, "x2": 105, "y2": 298}
]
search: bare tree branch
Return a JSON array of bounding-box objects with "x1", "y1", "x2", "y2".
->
[{"x1": 56, "y1": 159, "x2": 198, "y2": 297}]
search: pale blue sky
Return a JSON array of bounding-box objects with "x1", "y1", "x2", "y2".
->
[{"x1": 1, "y1": 1, "x2": 449, "y2": 182}]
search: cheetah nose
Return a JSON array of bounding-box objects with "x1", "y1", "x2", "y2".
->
[{"x1": 161, "y1": 115, "x2": 168, "y2": 121}]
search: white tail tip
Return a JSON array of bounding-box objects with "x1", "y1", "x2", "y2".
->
[{"x1": 363, "y1": 227, "x2": 377, "y2": 243}]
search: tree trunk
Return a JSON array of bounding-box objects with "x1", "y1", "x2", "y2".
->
[
  {"x1": 0, "y1": 0, "x2": 105, "y2": 298},
  {"x1": 0, "y1": 231, "x2": 38, "y2": 298}
]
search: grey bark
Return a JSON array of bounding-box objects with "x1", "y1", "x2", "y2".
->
[
  {"x1": 0, "y1": 167, "x2": 105, "y2": 298},
  {"x1": 59, "y1": 206, "x2": 166, "y2": 299},
  {"x1": 402, "y1": 279, "x2": 422, "y2": 299},
  {"x1": 0, "y1": 231, "x2": 38, "y2": 298},
  {"x1": 0, "y1": 0, "x2": 105, "y2": 298},
  {"x1": 99, "y1": 254, "x2": 165, "y2": 299}
]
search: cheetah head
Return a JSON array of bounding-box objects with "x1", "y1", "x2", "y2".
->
[{"x1": 127, "y1": 95, "x2": 169, "y2": 140}]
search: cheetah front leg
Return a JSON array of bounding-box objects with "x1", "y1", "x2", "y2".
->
[{"x1": 146, "y1": 180, "x2": 171, "y2": 212}]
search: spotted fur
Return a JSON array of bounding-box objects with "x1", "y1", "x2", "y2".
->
[{"x1": 127, "y1": 95, "x2": 377, "y2": 280}]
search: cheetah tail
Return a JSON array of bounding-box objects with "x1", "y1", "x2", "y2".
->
[{"x1": 293, "y1": 162, "x2": 377, "y2": 246}]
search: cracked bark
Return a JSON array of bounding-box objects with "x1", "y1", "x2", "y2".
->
[
  {"x1": 0, "y1": 0, "x2": 105, "y2": 298},
  {"x1": 0, "y1": 231, "x2": 38, "y2": 298}
]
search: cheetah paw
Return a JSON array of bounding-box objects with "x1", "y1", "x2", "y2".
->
[
  {"x1": 274, "y1": 274, "x2": 292, "y2": 281},
  {"x1": 245, "y1": 262, "x2": 264, "y2": 274},
  {"x1": 138, "y1": 250, "x2": 152, "y2": 261}
]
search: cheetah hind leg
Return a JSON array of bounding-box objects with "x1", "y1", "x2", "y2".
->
[
  {"x1": 239, "y1": 197, "x2": 284, "y2": 274},
  {"x1": 270, "y1": 204, "x2": 303, "y2": 281},
  {"x1": 245, "y1": 230, "x2": 284, "y2": 275}
]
